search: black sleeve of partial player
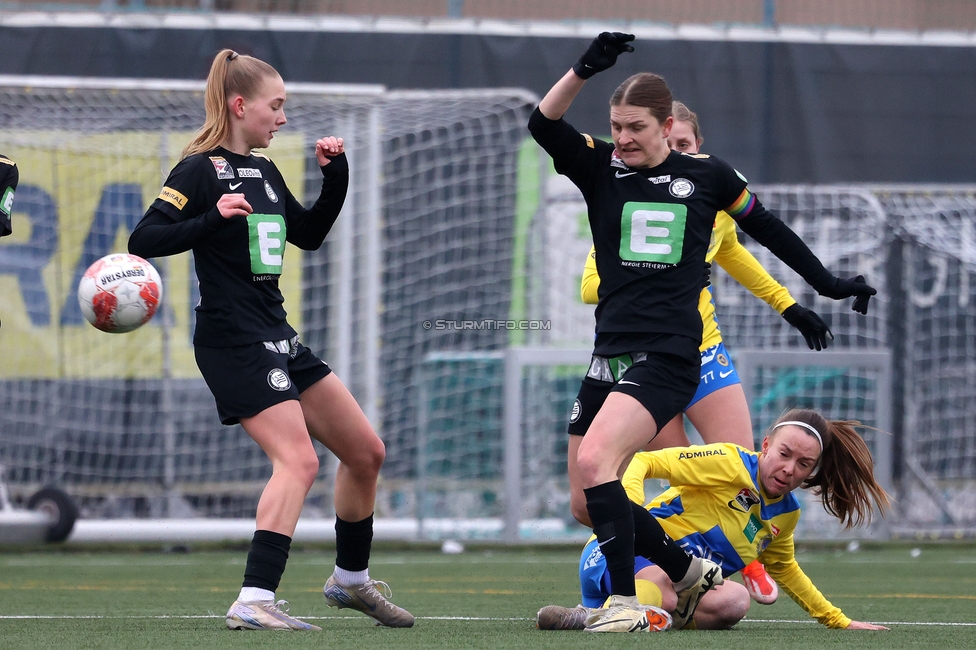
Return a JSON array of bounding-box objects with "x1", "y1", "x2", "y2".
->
[
  {"x1": 0, "y1": 162, "x2": 16, "y2": 237},
  {"x1": 735, "y1": 200, "x2": 836, "y2": 293},
  {"x1": 285, "y1": 153, "x2": 349, "y2": 251},
  {"x1": 128, "y1": 205, "x2": 226, "y2": 258}
]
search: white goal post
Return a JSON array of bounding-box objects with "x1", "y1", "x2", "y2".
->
[{"x1": 2, "y1": 74, "x2": 975, "y2": 542}]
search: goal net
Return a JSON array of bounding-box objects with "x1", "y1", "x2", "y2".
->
[
  {"x1": 2, "y1": 77, "x2": 974, "y2": 540},
  {"x1": 517, "y1": 178, "x2": 975, "y2": 539},
  {"x1": 0, "y1": 76, "x2": 537, "y2": 523}
]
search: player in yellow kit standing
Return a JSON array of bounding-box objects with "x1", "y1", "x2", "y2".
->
[
  {"x1": 538, "y1": 408, "x2": 890, "y2": 631},
  {"x1": 579, "y1": 100, "x2": 832, "y2": 605}
]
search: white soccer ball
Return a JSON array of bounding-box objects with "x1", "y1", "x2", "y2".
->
[{"x1": 77, "y1": 253, "x2": 163, "y2": 333}]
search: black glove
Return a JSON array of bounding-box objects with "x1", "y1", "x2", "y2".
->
[
  {"x1": 782, "y1": 303, "x2": 833, "y2": 351},
  {"x1": 573, "y1": 32, "x2": 635, "y2": 79},
  {"x1": 816, "y1": 274, "x2": 876, "y2": 315}
]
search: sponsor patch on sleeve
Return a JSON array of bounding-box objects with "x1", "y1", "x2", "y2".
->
[
  {"x1": 158, "y1": 186, "x2": 188, "y2": 210},
  {"x1": 581, "y1": 133, "x2": 595, "y2": 149}
]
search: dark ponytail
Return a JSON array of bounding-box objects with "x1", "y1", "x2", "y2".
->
[{"x1": 773, "y1": 408, "x2": 891, "y2": 529}]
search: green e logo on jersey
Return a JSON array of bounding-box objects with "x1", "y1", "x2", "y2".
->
[
  {"x1": 619, "y1": 202, "x2": 687, "y2": 265},
  {"x1": 0, "y1": 187, "x2": 13, "y2": 216},
  {"x1": 247, "y1": 213, "x2": 286, "y2": 275}
]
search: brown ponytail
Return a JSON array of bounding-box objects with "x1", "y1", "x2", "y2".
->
[
  {"x1": 182, "y1": 49, "x2": 280, "y2": 159},
  {"x1": 773, "y1": 408, "x2": 891, "y2": 529}
]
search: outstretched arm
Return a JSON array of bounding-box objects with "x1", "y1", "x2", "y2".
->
[
  {"x1": 538, "y1": 32, "x2": 635, "y2": 120},
  {"x1": 726, "y1": 190, "x2": 877, "y2": 314},
  {"x1": 714, "y1": 221, "x2": 832, "y2": 350},
  {"x1": 539, "y1": 70, "x2": 587, "y2": 121},
  {"x1": 762, "y1": 534, "x2": 887, "y2": 630}
]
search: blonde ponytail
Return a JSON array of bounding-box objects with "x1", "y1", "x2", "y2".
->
[{"x1": 182, "y1": 49, "x2": 279, "y2": 159}]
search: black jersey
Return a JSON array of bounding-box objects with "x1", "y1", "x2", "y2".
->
[
  {"x1": 129, "y1": 147, "x2": 348, "y2": 348},
  {"x1": 0, "y1": 154, "x2": 17, "y2": 237},
  {"x1": 529, "y1": 110, "x2": 747, "y2": 356}
]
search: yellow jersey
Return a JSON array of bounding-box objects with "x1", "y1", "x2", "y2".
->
[
  {"x1": 581, "y1": 212, "x2": 797, "y2": 351},
  {"x1": 623, "y1": 443, "x2": 852, "y2": 628}
]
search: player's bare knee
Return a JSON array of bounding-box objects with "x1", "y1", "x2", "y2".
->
[
  {"x1": 347, "y1": 434, "x2": 385, "y2": 476},
  {"x1": 295, "y1": 453, "x2": 320, "y2": 489},
  {"x1": 575, "y1": 448, "x2": 608, "y2": 486}
]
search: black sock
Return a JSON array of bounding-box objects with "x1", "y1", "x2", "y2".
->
[
  {"x1": 630, "y1": 501, "x2": 692, "y2": 583},
  {"x1": 335, "y1": 513, "x2": 374, "y2": 572},
  {"x1": 584, "y1": 481, "x2": 636, "y2": 598},
  {"x1": 242, "y1": 529, "x2": 291, "y2": 592}
]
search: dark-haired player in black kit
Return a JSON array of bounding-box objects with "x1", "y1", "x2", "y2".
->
[
  {"x1": 528, "y1": 32, "x2": 876, "y2": 633},
  {"x1": 0, "y1": 153, "x2": 16, "y2": 237},
  {"x1": 129, "y1": 49, "x2": 414, "y2": 632}
]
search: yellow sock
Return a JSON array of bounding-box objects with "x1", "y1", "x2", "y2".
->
[{"x1": 635, "y1": 579, "x2": 663, "y2": 608}]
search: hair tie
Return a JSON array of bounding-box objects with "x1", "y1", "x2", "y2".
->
[
  {"x1": 773, "y1": 420, "x2": 824, "y2": 451},
  {"x1": 227, "y1": 51, "x2": 239, "y2": 61}
]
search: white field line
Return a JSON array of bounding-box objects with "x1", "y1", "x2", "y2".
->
[{"x1": 0, "y1": 614, "x2": 973, "y2": 626}]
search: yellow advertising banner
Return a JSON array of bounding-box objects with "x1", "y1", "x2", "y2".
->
[{"x1": 0, "y1": 131, "x2": 306, "y2": 379}]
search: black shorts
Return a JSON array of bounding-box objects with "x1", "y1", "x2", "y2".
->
[
  {"x1": 195, "y1": 336, "x2": 333, "y2": 425},
  {"x1": 567, "y1": 340, "x2": 700, "y2": 437}
]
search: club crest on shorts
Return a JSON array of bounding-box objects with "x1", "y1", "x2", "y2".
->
[
  {"x1": 264, "y1": 180, "x2": 279, "y2": 203},
  {"x1": 570, "y1": 399, "x2": 582, "y2": 423},
  {"x1": 669, "y1": 178, "x2": 694, "y2": 198},
  {"x1": 267, "y1": 368, "x2": 290, "y2": 391}
]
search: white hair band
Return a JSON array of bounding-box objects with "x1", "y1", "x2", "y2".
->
[{"x1": 773, "y1": 420, "x2": 824, "y2": 451}]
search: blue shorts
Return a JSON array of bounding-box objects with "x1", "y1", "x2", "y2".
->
[
  {"x1": 687, "y1": 342, "x2": 740, "y2": 409},
  {"x1": 578, "y1": 538, "x2": 655, "y2": 608}
]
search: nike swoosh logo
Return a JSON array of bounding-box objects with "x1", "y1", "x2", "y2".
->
[
  {"x1": 615, "y1": 171, "x2": 637, "y2": 178},
  {"x1": 229, "y1": 182, "x2": 243, "y2": 190},
  {"x1": 719, "y1": 369, "x2": 734, "y2": 378},
  {"x1": 597, "y1": 536, "x2": 617, "y2": 548},
  {"x1": 618, "y1": 380, "x2": 640, "y2": 386}
]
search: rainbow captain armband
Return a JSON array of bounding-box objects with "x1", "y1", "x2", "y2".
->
[{"x1": 726, "y1": 188, "x2": 756, "y2": 219}]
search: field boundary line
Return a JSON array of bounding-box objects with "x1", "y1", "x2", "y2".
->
[{"x1": 1, "y1": 615, "x2": 974, "y2": 626}]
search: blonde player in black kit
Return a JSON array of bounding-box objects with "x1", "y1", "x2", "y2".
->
[
  {"x1": 528, "y1": 33, "x2": 877, "y2": 633},
  {"x1": 129, "y1": 50, "x2": 414, "y2": 631}
]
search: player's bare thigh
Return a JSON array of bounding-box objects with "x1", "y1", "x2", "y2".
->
[
  {"x1": 684, "y1": 383, "x2": 754, "y2": 450},
  {"x1": 300, "y1": 373, "x2": 385, "y2": 471}
]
